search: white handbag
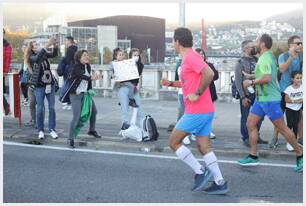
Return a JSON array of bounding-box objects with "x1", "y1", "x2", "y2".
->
[{"x1": 120, "y1": 108, "x2": 144, "y2": 142}]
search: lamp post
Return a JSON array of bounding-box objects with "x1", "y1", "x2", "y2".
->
[{"x1": 179, "y1": 0, "x2": 185, "y2": 27}]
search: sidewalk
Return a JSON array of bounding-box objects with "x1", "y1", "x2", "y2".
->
[{"x1": 3, "y1": 95, "x2": 296, "y2": 160}]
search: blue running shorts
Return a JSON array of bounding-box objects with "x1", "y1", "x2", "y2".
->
[
  {"x1": 175, "y1": 113, "x2": 214, "y2": 137},
  {"x1": 250, "y1": 101, "x2": 283, "y2": 121}
]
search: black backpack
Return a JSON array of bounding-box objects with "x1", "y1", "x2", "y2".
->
[
  {"x1": 142, "y1": 115, "x2": 159, "y2": 141},
  {"x1": 231, "y1": 76, "x2": 240, "y2": 99}
]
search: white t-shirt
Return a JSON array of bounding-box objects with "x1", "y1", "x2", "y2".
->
[
  {"x1": 284, "y1": 84, "x2": 303, "y2": 111},
  {"x1": 76, "y1": 65, "x2": 90, "y2": 95},
  {"x1": 177, "y1": 66, "x2": 183, "y2": 95},
  {"x1": 23, "y1": 61, "x2": 28, "y2": 71}
]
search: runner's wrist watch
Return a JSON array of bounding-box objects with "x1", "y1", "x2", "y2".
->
[{"x1": 195, "y1": 89, "x2": 202, "y2": 96}]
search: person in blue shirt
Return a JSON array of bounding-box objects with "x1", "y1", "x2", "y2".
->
[{"x1": 269, "y1": 35, "x2": 303, "y2": 149}]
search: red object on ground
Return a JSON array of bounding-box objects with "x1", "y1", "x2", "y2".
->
[{"x1": 13, "y1": 74, "x2": 21, "y2": 127}]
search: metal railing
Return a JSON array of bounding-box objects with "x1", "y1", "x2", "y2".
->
[{"x1": 10, "y1": 63, "x2": 235, "y2": 100}]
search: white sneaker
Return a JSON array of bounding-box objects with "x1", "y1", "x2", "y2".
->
[
  {"x1": 62, "y1": 103, "x2": 68, "y2": 110},
  {"x1": 50, "y1": 130, "x2": 58, "y2": 139},
  {"x1": 38, "y1": 131, "x2": 44, "y2": 139},
  {"x1": 210, "y1": 132, "x2": 216, "y2": 139},
  {"x1": 286, "y1": 142, "x2": 294, "y2": 152},
  {"x1": 182, "y1": 136, "x2": 191, "y2": 145},
  {"x1": 66, "y1": 105, "x2": 72, "y2": 110}
]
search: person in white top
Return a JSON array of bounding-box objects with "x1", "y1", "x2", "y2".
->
[{"x1": 284, "y1": 71, "x2": 303, "y2": 151}]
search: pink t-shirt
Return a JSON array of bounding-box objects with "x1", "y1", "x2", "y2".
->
[{"x1": 180, "y1": 49, "x2": 214, "y2": 114}]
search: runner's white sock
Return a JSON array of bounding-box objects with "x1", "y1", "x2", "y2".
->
[
  {"x1": 203, "y1": 152, "x2": 225, "y2": 185},
  {"x1": 176, "y1": 145, "x2": 203, "y2": 174}
]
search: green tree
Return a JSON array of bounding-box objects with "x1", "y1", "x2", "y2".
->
[
  {"x1": 103, "y1": 47, "x2": 113, "y2": 64},
  {"x1": 271, "y1": 41, "x2": 288, "y2": 60},
  {"x1": 5, "y1": 30, "x2": 30, "y2": 63}
]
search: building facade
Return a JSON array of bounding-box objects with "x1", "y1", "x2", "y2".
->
[{"x1": 68, "y1": 15, "x2": 165, "y2": 63}]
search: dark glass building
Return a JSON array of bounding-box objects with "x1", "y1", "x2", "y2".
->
[{"x1": 68, "y1": 15, "x2": 165, "y2": 63}]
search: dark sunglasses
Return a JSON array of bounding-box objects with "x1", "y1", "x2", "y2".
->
[{"x1": 292, "y1": 42, "x2": 303, "y2": 46}]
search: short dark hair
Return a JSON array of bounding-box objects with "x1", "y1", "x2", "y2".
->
[
  {"x1": 291, "y1": 70, "x2": 302, "y2": 79},
  {"x1": 241, "y1": 40, "x2": 253, "y2": 51},
  {"x1": 66, "y1": 36, "x2": 74, "y2": 42},
  {"x1": 259, "y1": 34, "x2": 273, "y2": 49},
  {"x1": 74, "y1": 49, "x2": 88, "y2": 63},
  {"x1": 288, "y1": 35, "x2": 301, "y2": 45},
  {"x1": 173, "y1": 27, "x2": 193, "y2": 48}
]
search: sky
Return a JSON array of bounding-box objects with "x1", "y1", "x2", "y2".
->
[{"x1": 4, "y1": 2, "x2": 303, "y2": 23}]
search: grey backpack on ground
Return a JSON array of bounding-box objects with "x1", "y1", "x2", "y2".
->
[{"x1": 142, "y1": 115, "x2": 159, "y2": 141}]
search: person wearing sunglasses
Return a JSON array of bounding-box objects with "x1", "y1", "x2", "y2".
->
[{"x1": 269, "y1": 35, "x2": 303, "y2": 149}]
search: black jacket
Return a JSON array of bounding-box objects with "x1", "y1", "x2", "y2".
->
[
  {"x1": 234, "y1": 56, "x2": 257, "y2": 99},
  {"x1": 206, "y1": 61, "x2": 219, "y2": 102},
  {"x1": 68, "y1": 62, "x2": 92, "y2": 94},
  {"x1": 30, "y1": 47, "x2": 58, "y2": 87},
  {"x1": 64, "y1": 45, "x2": 78, "y2": 65},
  {"x1": 130, "y1": 59, "x2": 144, "y2": 86}
]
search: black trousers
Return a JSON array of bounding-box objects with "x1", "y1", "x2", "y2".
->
[
  {"x1": 3, "y1": 77, "x2": 9, "y2": 110},
  {"x1": 20, "y1": 83, "x2": 29, "y2": 99},
  {"x1": 285, "y1": 107, "x2": 301, "y2": 138}
]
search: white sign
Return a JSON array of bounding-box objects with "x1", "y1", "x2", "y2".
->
[{"x1": 112, "y1": 59, "x2": 139, "y2": 82}]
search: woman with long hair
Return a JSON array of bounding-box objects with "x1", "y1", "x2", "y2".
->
[
  {"x1": 23, "y1": 41, "x2": 37, "y2": 127},
  {"x1": 29, "y1": 37, "x2": 58, "y2": 139}
]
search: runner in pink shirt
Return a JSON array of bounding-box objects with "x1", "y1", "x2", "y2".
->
[
  {"x1": 180, "y1": 48, "x2": 214, "y2": 114},
  {"x1": 169, "y1": 27, "x2": 228, "y2": 195}
]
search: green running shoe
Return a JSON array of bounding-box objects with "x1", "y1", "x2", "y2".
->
[
  {"x1": 294, "y1": 157, "x2": 303, "y2": 173},
  {"x1": 238, "y1": 155, "x2": 259, "y2": 166}
]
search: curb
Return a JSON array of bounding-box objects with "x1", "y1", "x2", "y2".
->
[{"x1": 4, "y1": 133, "x2": 296, "y2": 161}]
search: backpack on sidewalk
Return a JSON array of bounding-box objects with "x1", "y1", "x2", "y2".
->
[{"x1": 142, "y1": 115, "x2": 159, "y2": 141}]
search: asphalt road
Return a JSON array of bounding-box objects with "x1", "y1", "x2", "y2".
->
[{"x1": 3, "y1": 143, "x2": 302, "y2": 203}]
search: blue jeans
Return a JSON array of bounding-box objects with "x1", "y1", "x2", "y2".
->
[
  {"x1": 178, "y1": 93, "x2": 184, "y2": 121},
  {"x1": 240, "y1": 93, "x2": 263, "y2": 141},
  {"x1": 117, "y1": 86, "x2": 143, "y2": 127},
  {"x1": 35, "y1": 84, "x2": 56, "y2": 132}
]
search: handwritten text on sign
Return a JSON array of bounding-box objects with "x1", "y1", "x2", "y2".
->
[{"x1": 112, "y1": 59, "x2": 139, "y2": 82}]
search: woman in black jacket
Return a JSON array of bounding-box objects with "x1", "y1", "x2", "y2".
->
[
  {"x1": 29, "y1": 37, "x2": 58, "y2": 140},
  {"x1": 67, "y1": 50, "x2": 101, "y2": 148},
  {"x1": 61, "y1": 36, "x2": 78, "y2": 109}
]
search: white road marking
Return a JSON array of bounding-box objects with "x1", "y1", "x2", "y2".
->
[{"x1": 4, "y1": 141, "x2": 295, "y2": 168}]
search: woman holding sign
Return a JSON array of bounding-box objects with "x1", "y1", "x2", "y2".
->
[{"x1": 111, "y1": 48, "x2": 144, "y2": 131}]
